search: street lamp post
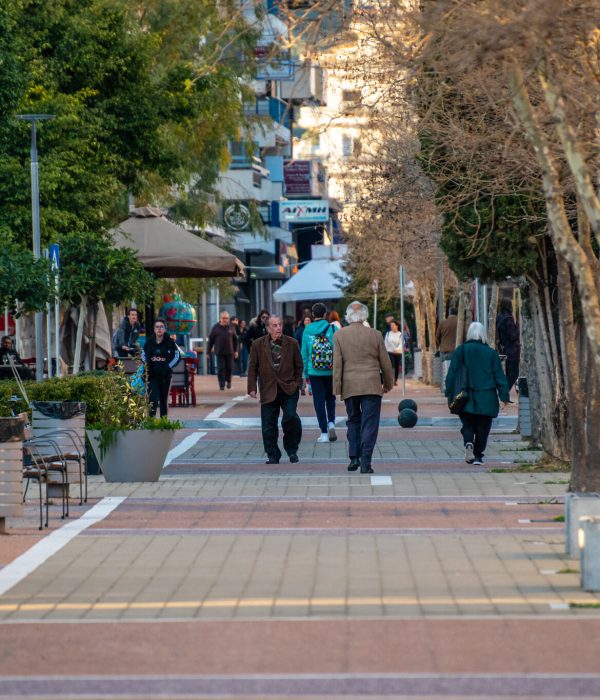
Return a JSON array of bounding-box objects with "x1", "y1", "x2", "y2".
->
[{"x1": 16, "y1": 114, "x2": 55, "y2": 381}]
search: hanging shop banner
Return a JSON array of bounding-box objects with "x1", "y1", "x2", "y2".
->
[{"x1": 277, "y1": 200, "x2": 329, "y2": 224}]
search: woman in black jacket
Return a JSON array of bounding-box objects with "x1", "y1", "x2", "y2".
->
[{"x1": 141, "y1": 319, "x2": 180, "y2": 417}]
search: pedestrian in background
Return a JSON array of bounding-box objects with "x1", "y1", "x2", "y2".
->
[
  {"x1": 294, "y1": 314, "x2": 311, "y2": 345},
  {"x1": 383, "y1": 312, "x2": 395, "y2": 334},
  {"x1": 328, "y1": 310, "x2": 342, "y2": 330},
  {"x1": 445, "y1": 321, "x2": 510, "y2": 466},
  {"x1": 436, "y1": 308, "x2": 459, "y2": 361},
  {"x1": 246, "y1": 309, "x2": 270, "y2": 347},
  {"x1": 301, "y1": 302, "x2": 338, "y2": 443},
  {"x1": 113, "y1": 308, "x2": 140, "y2": 358},
  {"x1": 384, "y1": 320, "x2": 403, "y2": 385},
  {"x1": 142, "y1": 319, "x2": 180, "y2": 418},
  {"x1": 247, "y1": 316, "x2": 303, "y2": 464},
  {"x1": 207, "y1": 310, "x2": 238, "y2": 390},
  {"x1": 333, "y1": 301, "x2": 394, "y2": 474},
  {"x1": 238, "y1": 319, "x2": 249, "y2": 377},
  {"x1": 283, "y1": 315, "x2": 295, "y2": 337},
  {"x1": 496, "y1": 299, "x2": 520, "y2": 392}
]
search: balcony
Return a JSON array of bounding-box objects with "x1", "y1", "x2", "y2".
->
[{"x1": 279, "y1": 61, "x2": 326, "y2": 105}]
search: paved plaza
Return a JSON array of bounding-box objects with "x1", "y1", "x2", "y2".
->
[{"x1": 1, "y1": 376, "x2": 599, "y2": 699}]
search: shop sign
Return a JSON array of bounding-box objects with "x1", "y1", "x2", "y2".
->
[{"x1": 277, "y1": 200, "x2": 329, "y2": 223}]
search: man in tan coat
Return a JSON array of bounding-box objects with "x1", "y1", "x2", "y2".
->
[
  {"x1": 248, "y1": 316, "x2": 303, "y2": 464},
  {"x1": 333, "y1": 301, "x2": 394, "y2": 474}
]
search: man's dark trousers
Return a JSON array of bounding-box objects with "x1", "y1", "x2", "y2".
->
[
  {"x1": 459, "y1": 412, "x2": 493, "y2": 459},
  {"x1": 505, "y1": 359, "x2": 519, "y2": 392},
  {"x1": 216, "y1": 354, "x2": 234, "y2": 388},
  {"x1": 261, "y1": 387, "x2": 302, "y2": 461},
  {"x1": 344, "y1": 394, "x2": 382, "y2": 469}
]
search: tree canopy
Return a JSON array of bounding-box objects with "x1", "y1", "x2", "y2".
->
[{"x1": 0, "y1": 0, "x2": 257, "y2": 246}]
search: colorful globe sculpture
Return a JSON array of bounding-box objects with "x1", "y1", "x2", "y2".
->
[{"x1": 158, "y1": 297, "x2": 196, "y2": 334}]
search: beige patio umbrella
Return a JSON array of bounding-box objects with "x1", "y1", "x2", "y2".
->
[{"x1": 112, "y1": 206, "x2": 244, "y2": 278}]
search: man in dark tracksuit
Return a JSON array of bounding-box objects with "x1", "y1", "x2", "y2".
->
[
  {"x1": 141, "y1": 319, "x2": 180, "y2": 417},
  {"x1": 207, "y1": 311, "x2": 238, "y2": 390}
]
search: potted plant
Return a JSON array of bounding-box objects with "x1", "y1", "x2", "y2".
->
[{"x1": 84, "y1": 369, "x2": 182, "y2": 482}]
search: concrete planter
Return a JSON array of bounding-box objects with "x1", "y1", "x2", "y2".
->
[
  {"x1": 579, "y1": 516, "x2": 600, "y2": 592},
  {"x1": 0, "y1": 417, "x2": 26, "y2": 532},
  {"x1": 86, "y1": 429, "x2": 175, "y2": 482},
  {"x1": 564, "y1": 492, "x2": 600, "y2": 557},
  {"x1": 412, "y1": 348, "x2": 423, "y2": 380}
]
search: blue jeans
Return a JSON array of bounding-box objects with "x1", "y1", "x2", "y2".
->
[
  {"x1": 309, "y1": 374, "x2": 336, "y2": 433},
  {"x1": 344, "y1": 394, "x2": 382, "y2": 469}
]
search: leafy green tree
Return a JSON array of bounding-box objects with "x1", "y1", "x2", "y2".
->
[
  {"x1": 0, "y1": 236, "x2": 52, "y2": 315},
  {"x1": 58, "y1": 230, "x2": 155, "y2": 371},
  {"x1": 0, "y1": 0, "x2": 256, "y2": 246}
]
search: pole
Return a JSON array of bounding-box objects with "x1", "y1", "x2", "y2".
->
[
  {"x1": 474, "y1": 278, "x2": 480, "y2": 323},
  {"x1": 201, "y1": 291, "x2": 208, "y2": 376},
  {"x1": 54, "y1": 269, "x2": 60, "y2": 377},
  {"x1": 3, "y1": 307, "x2": 8, "y2": 338},
  {"x1": 44, "y1": 249, "x2": 52, "y2": 377},
  {"x1": 373, "y1": 291, "x2": 377, "y2": 330},
  {"x1": 437, "y1": 255, "x2": 444, "y2": 322},
  {"x1": 17, "y1": 114, "x2": 55, "y2": 381},
  {"x1": 482, "y1": 283, "x2": 488, "y2": 337},
  {"x1": 400, "y1": 265, "x2": 406, "y2": 397},
  {"x1": 30, "y1": 123, "x2": 44, "y2": 381}
]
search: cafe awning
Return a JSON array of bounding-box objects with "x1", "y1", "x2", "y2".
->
[
  {"x1": 112, "y1": 206, "x2": 244, "y2": 278},
  {"x1": 273, "y1": 256, "x2": 348, "y2": 302}
]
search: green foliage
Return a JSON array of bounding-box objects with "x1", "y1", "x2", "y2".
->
[
  {"x1": 58, "y1": 230, "x2": 155, "y2": 306},
  {"x1": 439, "y1": 193, "x2": 542, "y2": 282},
  {"x1": 0, "y1": 0, "x2": 257, "y2": 246},
  {"x1": 0, "y1": 235, "x2": 53, "y2": 314}
]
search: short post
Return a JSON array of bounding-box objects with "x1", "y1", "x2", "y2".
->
[{"x1": 579, "y1": 516, "x2": 600, "y2": 592}]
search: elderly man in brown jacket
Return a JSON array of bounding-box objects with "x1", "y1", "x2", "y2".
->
[
  {"x1": 248, "y1": 315, "x2": 304, "y2": 464},
  {"x1": 333, "y1": 301, "x2": 394, "y2": 474}
]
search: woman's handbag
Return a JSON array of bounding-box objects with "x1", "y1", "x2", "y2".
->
[{"x1": 448, "y1": 345, "x2": 469, "y2": 415}]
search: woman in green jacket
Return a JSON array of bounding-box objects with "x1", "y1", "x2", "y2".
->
[{"x1": 445, "y1": 322, "x2": 510, "y2": 465}]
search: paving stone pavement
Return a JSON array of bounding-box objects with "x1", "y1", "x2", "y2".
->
[{"x1": 0, "y1": 376, "x2": 599, "y2": 699}]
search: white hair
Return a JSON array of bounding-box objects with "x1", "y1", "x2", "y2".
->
[
  {"x1": 467, "y1": 321, "x2": 487, "y2": 343},
  {"x1": 345, "y1": 301, "x2": 369, "y2": 324}
]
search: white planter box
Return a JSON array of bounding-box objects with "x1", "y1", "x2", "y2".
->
[
  {"x1": 579, "y1": 516, "x2": 600, "y2": 592},
  {"x1": 565, "y1": 492, "x2": 600, "y2": 557},
  {"x1": 0, "y1": 418, "x2": 25, "y2": 532},
  {"x1": 87, "y1": 429, "x2": 175, "y2": 482}
]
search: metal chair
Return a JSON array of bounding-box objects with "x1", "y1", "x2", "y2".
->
[{"x1": 169, "y1": 358, "x2": 189, "y2": 407}]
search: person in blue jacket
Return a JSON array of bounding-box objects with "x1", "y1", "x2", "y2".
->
[
  {"x1": 445, "y1": 321, "x2": 510, "y2": 465},
  {"x1": 301, "y1": 302, "x2": 338, "y2": 443}
]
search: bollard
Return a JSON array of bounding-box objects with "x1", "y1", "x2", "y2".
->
[
  {"x1": 579, "y1": 516, "x2": 600, "y2": 592},
  {"x1": 565, "y1": 493, "x2": 600, "y2": 557}
]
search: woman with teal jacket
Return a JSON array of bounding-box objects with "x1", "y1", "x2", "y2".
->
[
  {"x1": 445, "y1": 321, "x2": 510, "y2": 465},
  {"x1": 301, "y1": 302, "x2": 338, "y2": 443}
]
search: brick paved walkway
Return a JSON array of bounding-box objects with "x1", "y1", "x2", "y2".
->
[{"x1": 1, "y1": 376, "x2": 598, "y2": 699}]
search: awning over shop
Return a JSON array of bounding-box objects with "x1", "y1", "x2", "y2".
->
[{"x1": 273, "y1": 256, "x2": 348, "y2": 302}]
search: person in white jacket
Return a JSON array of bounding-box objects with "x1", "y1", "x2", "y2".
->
[{"x1": 384, "y1": 320, "x2": 403, "y2": 385}]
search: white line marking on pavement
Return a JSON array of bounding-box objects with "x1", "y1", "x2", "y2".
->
[
  {"x1": 205, "y1": 394, "x2": 247, "y2": 421},
  {"x1": 163, "y1": 432, "x2": 206, "y2": 468},
  {"x1": 518, "y1": 519, "x2": 532, "y2": 524},
  {"x1": 0, "y1": 497, "x2": 125, "y2": 597},
  {"x1": 548, "y1": 602, "x2": 570, "y2": 610},
  {"x1": 371, "y1": 475, "x2": 393, "y2": 486}
]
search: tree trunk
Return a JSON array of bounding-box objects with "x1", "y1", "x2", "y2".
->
[
  {"x1": 88, "y1": 302, "x2": 98, "y2": 371},
  {"x1": 526, "y1": 281, "x2": 569, "y2": 461},
  {"x1": 73, "y1": 295, "x2": 87, "y2": 375}
]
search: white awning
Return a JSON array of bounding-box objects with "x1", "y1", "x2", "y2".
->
[{"x1": 273, "y1": 257, "x2": 348, "y2": 302}]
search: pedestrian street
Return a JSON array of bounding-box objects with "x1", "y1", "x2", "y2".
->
[{"x1": 1, "y1": 376, "x2": 600, "y2": 699}]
